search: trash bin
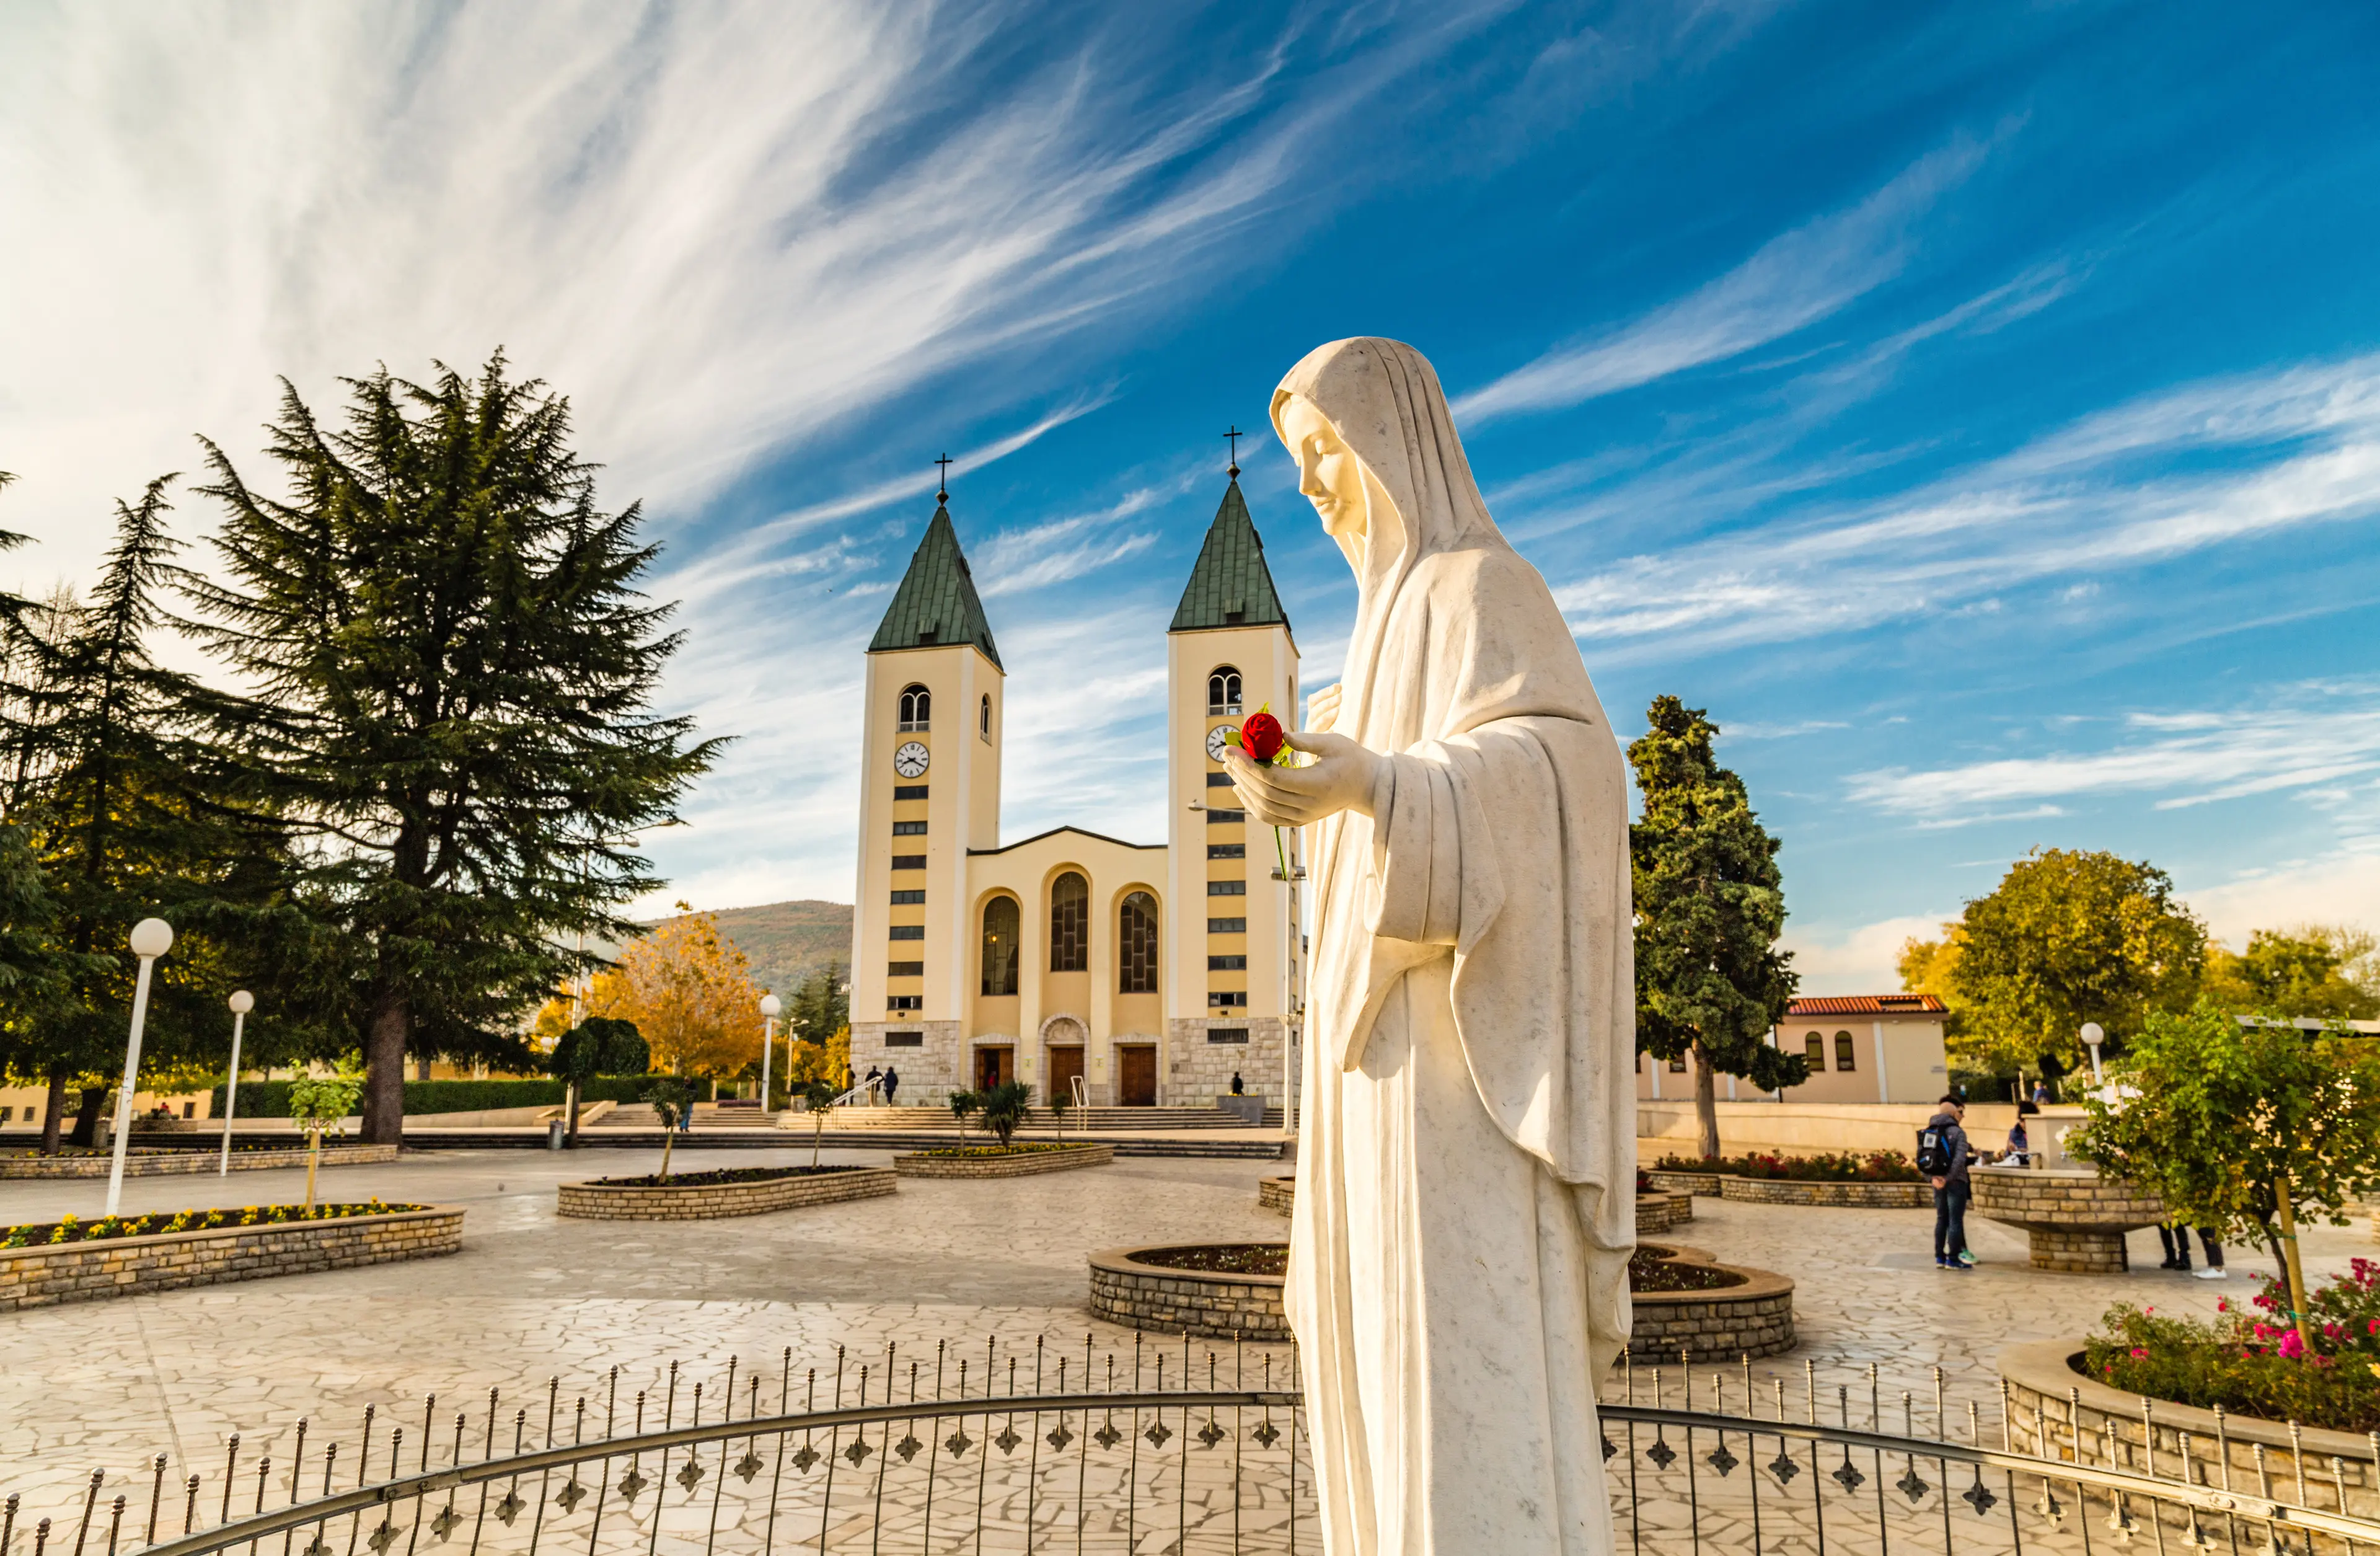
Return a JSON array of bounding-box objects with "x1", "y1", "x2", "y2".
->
[{"x1": 547, "y1": 1118, "x2": 566, "y2": 1151}]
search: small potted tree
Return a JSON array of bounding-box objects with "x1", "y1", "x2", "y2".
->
[
  {"x1": 546, "y1": 1019, "x2": 647, "y2": 1147},
  {"x1": 641, "y1": 1076, "x2": 702, "y2": 1183},
  {"x1": 798, "y1": 1077, "x2": 842, "y2": 1169}
]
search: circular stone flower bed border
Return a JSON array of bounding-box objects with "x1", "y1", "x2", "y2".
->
[
  {"x1": 894, "y1": 1143, "x2": 1116, "y2": 1179},
  {"x1": 1264, "y1": 1173, "x2": 1695, "y2": 1232},
  {"x1": 0, "y1": 1203, "x2": 462, "y2": 1312},
  {"x1": 0, "y1": 1143, "x2": 399, "y2": 1179},
  {"x1": 1624, "y1": 1242, "x2": 1797, "y2": 1362},
  {"x1": 556, "y1": 1164, "x2": 896, "y2": 1220},
  {"x1": 1090, "y1": 1242, "x2": 1289, "y2": 1340}
]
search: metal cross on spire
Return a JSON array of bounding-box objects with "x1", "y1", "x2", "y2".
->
[
  {"x1": 934, "y1": 453, "x2": 954, "y2": 502},
  {"x1": 1223, "y1": 426, "x2": 1242, "y2": 478}
]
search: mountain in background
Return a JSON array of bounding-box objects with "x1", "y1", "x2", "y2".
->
[{"x1": 631, "y1": 900, "x2": 853, "y2": 994}]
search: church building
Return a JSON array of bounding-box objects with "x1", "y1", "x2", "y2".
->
[{"x1": 847, "y1": 471, "x2": 1303, "y2": 1110}]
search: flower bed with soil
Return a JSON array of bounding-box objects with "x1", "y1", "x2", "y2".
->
[
  {"x1": 2074, "y1": 1262, "x2": 2380, "y2": 1431},
  {"x1": 1089, "y1": 1241, "x2": 1288, "y2": 1339},
  {"x1": 0, "y1": 1202, "x2": 461, "y2": 1312},
  {"x1": 894, "y1": 1142, "x2": 1116, "y2": 1178},
  {"x1": 0, "y1": 1143, "x2": 399, "y2": 1179},
  {"x1": 556, "y1": 1164, "x2": 896, "y2": 1220}
]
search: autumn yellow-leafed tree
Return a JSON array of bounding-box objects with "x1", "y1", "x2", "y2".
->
[{"x1": 587, "y1": 904, "x2": 764, "y2": 1086}]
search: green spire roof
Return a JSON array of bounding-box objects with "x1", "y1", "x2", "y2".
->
[
  {"x1": 1169, "y1": 478, "x2": 1291, "y2": 635},
  {"x1": 868, "y1": 503, "x2": 1002, "y2": 668}
]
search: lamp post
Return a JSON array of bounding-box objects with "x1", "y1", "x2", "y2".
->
[
  {"x1": 105, "y1": 917, "x2": 175, "y2": 1218},
  {"x1": 218, "y1": 991, "x2": 254, "y2": 1177},
  {"x1": 759, "y1": 994, "x2": 782, "y2": 1113},
  {"x1": 2081, "y1": 1022, "x2": 2105, "y2": 1086}
]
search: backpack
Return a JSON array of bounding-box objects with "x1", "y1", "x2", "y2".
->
[{"x1": 1915, "y1": 1124, "x2": 1952, "y2": 1177}]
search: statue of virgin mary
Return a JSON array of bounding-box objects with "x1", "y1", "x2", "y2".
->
[{"x1": 1223, "y1": 337, "x2": 1637, "y2": 1555}]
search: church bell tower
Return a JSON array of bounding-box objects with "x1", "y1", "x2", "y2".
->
[{"x1": 849, "y1": 483, "x2": 1003, "y2": 1090}]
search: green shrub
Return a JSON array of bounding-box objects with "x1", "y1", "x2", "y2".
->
[
  {"x1": 1651, "y1": 1150, "x2": 1925, "y2": 1182},
  {"x1": 211, "y1": 1076, "x2": 668, "y2": 1117}
]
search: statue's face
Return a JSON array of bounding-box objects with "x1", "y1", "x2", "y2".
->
[{"x1": 1280, "y1": 395, "x2": 1366, "y2": 541}]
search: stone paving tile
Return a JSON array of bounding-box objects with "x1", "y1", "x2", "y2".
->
[{"x1": 2, "y1": 1147, "x2": 2369, "y2": 1554}]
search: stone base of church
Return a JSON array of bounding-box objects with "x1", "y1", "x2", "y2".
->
[
  {"x1": 1166, "y1": 1016, "x2": 1290, "y2": 1109},
  {"x1": 850, "y1": 1020, "x2": 964, "y2": 1100}
]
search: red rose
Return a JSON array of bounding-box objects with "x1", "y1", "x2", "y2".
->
[{"x1": 1240, "y1": 710, "x2": 1285, "y2": 763}]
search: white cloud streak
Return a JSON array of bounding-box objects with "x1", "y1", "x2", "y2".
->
[
  {"x1": 1455, "y1": 132, "x2": 1994, "y2": 421},
  {"x1": 1549, "y1": 352, "x2": 2380, "y2": 653}
]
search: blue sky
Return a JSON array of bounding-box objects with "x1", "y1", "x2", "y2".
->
[{"x1": 2, "y1": 1, "x2": 2377, "y2": 991}]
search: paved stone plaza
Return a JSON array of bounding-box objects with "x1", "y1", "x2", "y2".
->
[{"x1": 2, "y1": 1146, "x2": 2371, "y2": 1541}]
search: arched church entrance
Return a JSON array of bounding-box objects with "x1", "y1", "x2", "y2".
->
[{"x1": 1042, "y1": 1015, "x2": 1087, "y2": 1106}]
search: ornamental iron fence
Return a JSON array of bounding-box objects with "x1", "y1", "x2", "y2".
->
[{"x1": 10, "y1": 1340, "x2": 2380, "y2": 1556}]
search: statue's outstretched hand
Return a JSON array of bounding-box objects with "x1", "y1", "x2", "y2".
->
[
  {"x1": 1224, "y1": 730, "x2": 1384, "y2": 826},
  {"x1": 1303, "y1": 683, "x2": 1341, "y2": 734}
]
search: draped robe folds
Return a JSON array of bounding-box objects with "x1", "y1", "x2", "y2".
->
[{"x1": 1273, "y1": 338, "x2": 1636, "y2": 1556}]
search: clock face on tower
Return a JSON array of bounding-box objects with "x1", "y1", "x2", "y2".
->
[
  {"x1": 893, "y1": 741, "x2": 930, "y2": 779},
  {"x1": 1205, "y1": 725, "x2": 1238, "y2": 763}
]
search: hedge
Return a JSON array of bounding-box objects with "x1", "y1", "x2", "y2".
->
[{"x1": 211, "y1": 1076, "x2": 662, "y2": 1118}]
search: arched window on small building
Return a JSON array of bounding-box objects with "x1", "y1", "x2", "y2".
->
[
  {"x1": 1119, "y1": 892, "x2": 1158, "y2": 993},
  {"x1": 981, "y1": 896, "x2": 1020, "y2": 996},
  {"x1": 899, "y1": 685, "x2": 930, "y2": 730},
  {"x1": 1834, "y1": 1031, "x2": 1857, "y2": 1072},
  {"x1": 1050, "y1": 872, "x2": 1088, "y2": 972},
  {"x1": 1804, "y1": 1032, "x2": 1826, "y2": 1071},
  {"x1": 1207, "y1": 668, "x2": 1243, "y2": 715}
]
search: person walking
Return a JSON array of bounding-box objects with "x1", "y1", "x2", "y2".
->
[
  {"x1": 1919, "y1": 1094, "x2": 1976, "y2": 1270},
  {"x1": 882, "y1": 1066, "x2": 900, "y2": 1105}
]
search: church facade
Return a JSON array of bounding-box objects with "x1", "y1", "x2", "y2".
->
[{"x1": 847, "y1": 474, "x2": 1304, "y2": 1109}]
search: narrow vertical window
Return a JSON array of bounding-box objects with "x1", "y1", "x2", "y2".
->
[
  {"x1": 981, "y1": 896, "x2": 1020, "y2": 996},
  {"x1": 1050, "y1": 872, "x2": 1088, "y2": 972},
  {"x1": 1834, "y1": 1032, "x2": 1857, "y2": 1072},
  {"x1": 1119, "y1": 891, "x2": 1159, "y2": 994},
  {"x1": 979, "y1": 694, "x2": 992, "y2": 741}
]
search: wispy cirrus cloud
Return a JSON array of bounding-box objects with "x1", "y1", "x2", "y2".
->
[
  {"x1": 1548, "y1": 351, "x2": 2380, "y2": 653},
  {"x1": 1844, "y1": 683, "x2": 2380, "y2": 820},
  {"x1": 1454, "y1": 131, "x2": 1996, "y2": 421}
]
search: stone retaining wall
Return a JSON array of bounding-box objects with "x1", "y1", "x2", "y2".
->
[
  {"x1": 1636, "y1": 1191, "x2": 1692, "y2": 1233},
  {"x1": 0, "y1": 1144, "x2": 399, "y2": 1180},
  {"x1": 0, "y1": 1206, "x2": 462, "y2": 1312},
  {"x1": 1259, "y1": 1176, "x2": 1294, "y2": 1217},
  {"x1": 895, "y1": 1144, "x2": 1116, "y2": 1179},
  {"x1": 2000, "y1": 1338, "x2": 2379, "y2": 1516},
  {"x1": 1088, "y1": 1245, "x2": 1288, "y2": 1340},
  {"x1": 556, "y1": 1167, "x2": 897, "y2": 1220},
  {"x1": 1718, "y1": 1177, "x2": 1932, "y2": 1208},
  {"x1": 1644, "y1": 1170, "x2": 1724, "y2": 1197},
  {"x1": 1971, "y1": 1166, "x2": 2164, "y2": 1273},
  {"x1": 1626, "y1": 1244, "x2": 1796, "y2": 1362}
]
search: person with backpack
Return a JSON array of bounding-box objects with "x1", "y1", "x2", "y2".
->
[{"x1": 1918, "y1": 1095, "x2": 1976, "y2": 1270}]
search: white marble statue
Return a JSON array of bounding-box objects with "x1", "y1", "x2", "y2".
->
[{"x1": 1223, "y1": 337, "x2": 1637, "y2": 1555}]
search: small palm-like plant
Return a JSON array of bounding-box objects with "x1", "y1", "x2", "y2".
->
[
  {"x1": 799, "y1": 1078, "x2": 842, "y2": 1168},
  {"x1": 979, "y1": 1081, "x2": 1032, "y2": 1151},
  {"x1": 1050, "y1": 1088, "x2": 1069, "y2": 1142},
  {"x1": 947, "y1": 1088, "x2": 981, "y2": 1148}
]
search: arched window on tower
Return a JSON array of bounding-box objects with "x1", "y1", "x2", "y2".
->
[
  {"x1": 899, "y1": 685, "x2": 930, "y2": 731},
  {"x1": 981, "y1": 896, "x2": 1019, "y2": 996},
  {"x1": 980, "y1": 694, "x2": 992, "y2": 741},
  {"x1": 1050, "y1": 872, "x2": 1088, "y2": 971},
  {"x1": 1207, "y1": 667, "x2": 1243, "y2": 714},
  {"x1": 1119, "y1": 892, "x2": 1158, "y2": 993}
]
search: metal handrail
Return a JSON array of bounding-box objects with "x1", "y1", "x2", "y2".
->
[
  {"x1": 131, "y1": 1390, "x2": 1297, "y2": 1556},
  {"x1": 1602, "y1": 1405, "x2": 2380, "y2": 1542}
]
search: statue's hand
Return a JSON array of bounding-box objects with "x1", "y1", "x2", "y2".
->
[
  {"x1": 1303, "y1": 683, "x2": 1341, "y2": 735},
  {"x1": 1224, "y1": 730, "x2": 1384, "y2": 826}
]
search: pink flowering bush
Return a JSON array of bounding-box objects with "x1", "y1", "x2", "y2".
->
[{"x1": 2084, "y1": 1265, "x2": 2380, "y2": 1430}]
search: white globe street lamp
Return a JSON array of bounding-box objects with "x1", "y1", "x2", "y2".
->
[
  {"x1": 105, "y1": 917, "x2": 175, "y2": 1217},
  {"x1": 759, "y1": 994, "x2": 783, "y2": 1112},
  {"x1": 2081, "y1": 1021, "x2": 2106, "y2": 1086},
  {"x1": 218, "y1": 991, "x2": 255, "y2": 1177}
]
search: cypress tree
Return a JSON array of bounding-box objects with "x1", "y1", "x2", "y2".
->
[
  {"x1": 1628, "y1": 694, "x2": 1802, "y2": 1160},
  {"x1": 191, "y1": 355, "x2": 721, "y2": 1143}
]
